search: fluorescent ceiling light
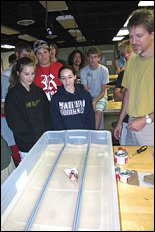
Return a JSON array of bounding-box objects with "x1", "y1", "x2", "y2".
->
[
  {"x1": 76, "y1": 37, "x2": 86, "y2": 42},
  {"x1": 138, "y1": 1, "x2": 154, "y2": 6},
  {"x1": 68, "y1": 29, "x2": 83, "y2": 37},
  {"x1": 18, "y1": 34, "x2": 37, "y2": 41},
  {"x1": 57, "y1": 40, "x2": 65, "y2": 44},
  {"x1": 117, "y1": 29, "x2": 129, "y2": 36},
  {"x1": 17, "y1": 19, "x2": 35, "y2": 26},
  {"x1": 39, "y1": 1, "x2": 68, "y2": 11},
  {"x1": 1, "y1": 25, "x2": 20, "y2": 35},
  {"x1": 122, "y1": 0, "x2": 153, "y2": 38},
  {"x1": 56, "y1": 15, "x2": 77, "y2": 29},
  {"x1": 46, "y1": 35, "x2": 58, "y2": 39},
  {"x1": 1, "y1": 44, "x2": 15, "y2": 49},
  {"x1": 123, "y1": 16, "x2": 131, "y2": 27},
  {"x1": 112, "y1": 36, "x2": 124, "y2": 41}
]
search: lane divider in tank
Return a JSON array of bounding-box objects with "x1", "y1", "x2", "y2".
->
[
  {"x1": 72, "y1": 134, "x2": 91, "y2": 231},
  {"x1": 24, "y1": 144, "x2": 66, "y2": 231}
]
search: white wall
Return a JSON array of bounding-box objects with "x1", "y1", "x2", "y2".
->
[{"x1": 1, "y1": 51, "x2": 14, "y2": 70}]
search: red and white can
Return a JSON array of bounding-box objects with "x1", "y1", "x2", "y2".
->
[
  {"x1": 115, "y1": 166, "x2": 120, "y2": 179},
  {"x1": 114, "y1": 149, "x2": 128, "y2": 165},
  {"x1": 119, "y1": 169, "x2": 130, "y2": 183}
]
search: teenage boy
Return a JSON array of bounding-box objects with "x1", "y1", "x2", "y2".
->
[
  {"x1": 80, "y1": 46, "x2": 109, "y2": 129},
  {"x1": 33, "y1": 40, "x2": 62, "y2": 101}
]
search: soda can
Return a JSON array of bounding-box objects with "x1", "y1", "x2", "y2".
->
[
  {"x1": 119, "y1": 169, "x2": 130, "y2": 183},
  {"x1": 114, "y1": 149, "x2": 128, "y2": 165},
  {"x1": 115, "y1": 166, "x2": 120, "y2": 179}
]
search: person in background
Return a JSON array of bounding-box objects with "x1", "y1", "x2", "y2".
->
[
  {"x1": 1, "y1": 54, "x2": 17, "y2": 102},
  {"x1": 67, "y1": 49, "x2": 85, "y2": 83},
  {"x1": 1, "y1": 135, "x2": 16, "y2": 184},
  {"x1": 80, "y1": 46, "x2": 109, "y2": 130},
  {"x1": 14, "y1": 41, "x2": 32, "y2": 58},
  {"x1": 33, "y1": 40, "x2": 62, "y2": 101},
  {"x1": 113, "y1": 39, "x2": 134, "y2": 145},
  {"x1": 114, "y1": 42, "x2": 125, "y2": 74},
  {"x1": 49, "y1": 41, "x2": 66, "y2": 65},
  {"x1": 1, "y1": 58, "x2": 4, "y2": 72},
  {"x1": 1, "y1": 41, "x2": 32, "y2": 166},
  {"x1": 4, "y1": 57, "x2": 52, "y2": 160},
  {"x1": 8, "y1": 53, "x2": 17, "y2": 66},
  {"x1": 1, "y1": 42, "x2": 31, "y2": 101},
  {"x1": 50, "y1": 65, "x2": 95, "y2": 130},
  {"x1": 114, "y1": 8, "x2": 154, "y2": 146}
]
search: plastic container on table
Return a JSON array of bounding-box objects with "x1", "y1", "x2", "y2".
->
[{"x1": 1, "y1": 130, "x2": 120, "y2": 231}]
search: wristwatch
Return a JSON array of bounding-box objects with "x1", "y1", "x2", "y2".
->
[{"x1": 145, "y1": 114, "x2": 152, "y2": 124}]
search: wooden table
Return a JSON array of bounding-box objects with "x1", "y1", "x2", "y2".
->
[
  {"x1": 104, "y1": 100, "x2": 122, "y2": 131},
  {"x1": 109, "y1": 74, "x2": 118, "y2": 81},
  {"x1": 105, "y1": 99, "x2": 122, "y2": 113},
  {"x1": 113, "y1": 146, "x2": 154, "y2": 231}
]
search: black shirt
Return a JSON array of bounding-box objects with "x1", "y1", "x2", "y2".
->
[
  {"x1": 115, "y1": 70, "x2": 129, "y2": 123},
  {"x1": 5, "y1": 83, "x2": 52, "y2": 152}
]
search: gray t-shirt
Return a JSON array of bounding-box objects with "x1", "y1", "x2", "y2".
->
[{"x1": 80, "y1": 64, "x2": 109, "y2": 98}]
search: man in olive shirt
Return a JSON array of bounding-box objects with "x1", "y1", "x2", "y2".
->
[{"x1": 114, "y1": 8, "x2": 154, "y2": 146}]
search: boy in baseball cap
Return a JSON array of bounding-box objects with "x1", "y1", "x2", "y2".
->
[
  {"x1": 33, "y1": 39, "x2": 62, "y2": 101},
  {"x1": 33, "y1": 40, "x2": 49, "y2": 54}
]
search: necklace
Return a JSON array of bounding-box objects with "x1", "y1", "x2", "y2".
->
[{"x1": 38, "y1": 62, "x2": 51, "y2": 77}]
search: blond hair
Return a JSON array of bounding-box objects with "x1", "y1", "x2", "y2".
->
[{"x1": 118, "y1": 39, "x2": 132, "y2": 58}]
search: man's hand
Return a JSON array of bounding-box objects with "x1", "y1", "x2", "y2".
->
[
  {"x1": 114, "y1": 122, "x2": 123, "y2": 140},
  {"x1": 127, "y1": 117, "x2": 146, "y2": 131}
]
